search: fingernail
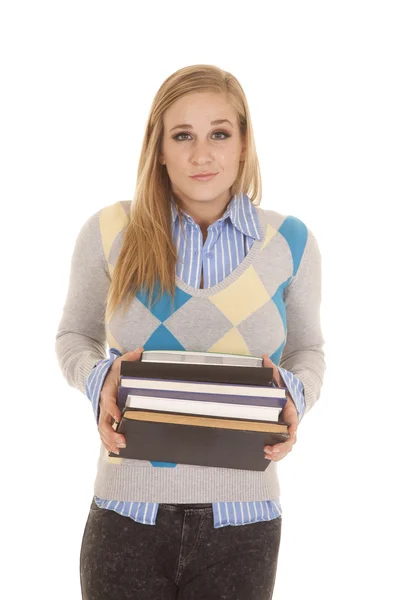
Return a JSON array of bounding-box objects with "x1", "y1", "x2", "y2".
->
[
  {"x1": 273, "y1": 449, "x2": 280, "y2": 453},
  {"x1": 117, "y1": 443, "x2": 126, "y2": 448}
]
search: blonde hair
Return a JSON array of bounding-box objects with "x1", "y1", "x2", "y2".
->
[{"x1": 105, "y1": 64, "x2": 262, "y2": 322}]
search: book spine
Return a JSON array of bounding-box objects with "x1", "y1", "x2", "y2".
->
[
  {"x1": 122, "y1": 407, "x2": 290, "y2": 430},
  {"x1": 125, "y1": 397, "x2": 282, "y2": 422},
  {"x1": 125, "y1": 387, "x2": 286, "y2": 408},
  {"x1": 120, "y1": 378, "x2": 286, "y2": 398}
]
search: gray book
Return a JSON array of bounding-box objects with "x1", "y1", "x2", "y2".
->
[{"x1": 141, "y1": 350, "x2": 264, "y2": 368}]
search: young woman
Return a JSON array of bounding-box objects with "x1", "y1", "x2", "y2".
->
[{"x1": 56, "y1": 63, "x2": 325, "y2": 600}]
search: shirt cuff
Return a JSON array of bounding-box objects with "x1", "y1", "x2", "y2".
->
[
  {"x1": 85, "y1": 348, "x2": 123, "y2": 424},
  {"x1": 278, "y1": 367, "x2": 306, "y2": 423}
]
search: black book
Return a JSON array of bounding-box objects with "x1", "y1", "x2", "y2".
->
[
  {"x1": 120, "y1": 360, "x2": 274, "y2": 385},
  {"x1": 110, "y1": 408, "x2": 290, "y2": 471}
]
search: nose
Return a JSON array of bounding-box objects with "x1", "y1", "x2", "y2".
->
[{"x1": 190, "y1": 138, "x2": 214, "y2": 163}]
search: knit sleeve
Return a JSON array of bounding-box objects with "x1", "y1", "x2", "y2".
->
[
  {"x1": 55, "y1": 209, "x2": 111, "y2": 395},
  {"x1": 279, "y1": 226, "x2": 326, "y2": 416}
]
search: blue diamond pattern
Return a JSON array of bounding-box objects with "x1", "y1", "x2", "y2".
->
[
  {"x1": 150, "y1": 461, "x2": 177, "y2": 468},
  {"x1": 144, "y1": 324, "x2": 186, "y2": 351},
  {"x1": 136, "y1": 284, "x2": 192, "y2": 322},
  {"x1": 269, "y1": 339, "x2": 285, "y2": 365},
  {"x1": 278, "y1": 217, "x2": 308, "y2": 276}
]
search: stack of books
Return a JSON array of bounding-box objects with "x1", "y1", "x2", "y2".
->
[{"x1": 109, "y1": 350, "x2": 290, "y2": 471}]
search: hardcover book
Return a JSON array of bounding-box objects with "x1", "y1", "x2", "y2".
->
[
  {"x1": 110, "y1": 409, "x2": 290, "y2": 471},
  {"x1": 141, "y1": 349, "x2": 264, "y2": 368},
  {"x1": 109, "y1": 353, "x2": 289, "y2": 470}
]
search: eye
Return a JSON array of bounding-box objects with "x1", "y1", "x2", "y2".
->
[
  {"x1": 172, "y1": 130, "x2": 231, "y2": 141},
  {"x1": 213, "y1": 131, "x2": 231, "y2": 140}
]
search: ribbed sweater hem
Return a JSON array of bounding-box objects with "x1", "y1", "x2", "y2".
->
[
  {"x1": 297, "y1": 369, "x2": 319, "y2": 415},
  {"x1": 77, "y1": 350, "x2": 105, "y2": 394},
  {"x1": 93, "y1": 461, "x2": 280, "y2": 503}
]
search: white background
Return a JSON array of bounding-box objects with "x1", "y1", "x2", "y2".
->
[{"x1": 1, "y1": 1, "x2": 399, "y2": 598}]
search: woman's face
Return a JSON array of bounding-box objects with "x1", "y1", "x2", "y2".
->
[{"x1": 160, "y1": 91, "x2": 246, "y2": 212}]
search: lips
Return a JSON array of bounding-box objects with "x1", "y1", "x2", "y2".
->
[
  {"x1": 191, "y1": 172, "x2": 217, "y2": 177},
  {"x1": 189, "y1": 173, "x2": 218, "y2": 181}
]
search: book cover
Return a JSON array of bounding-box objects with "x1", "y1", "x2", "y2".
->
[
  {"x1": 109, "y1": 409, "x2": 289, "y2": 471},
  {"x1": 120, "y1": 360, "x2": 274, "y2": 385}
]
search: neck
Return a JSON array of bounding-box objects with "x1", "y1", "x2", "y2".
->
[{"x1": 172, "y1": 191, "x2": 233, "y2": 230}]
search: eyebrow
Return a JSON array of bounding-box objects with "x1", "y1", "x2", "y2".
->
[{"x1": 169, "y1": 119, "x2": 234, "y2": 132}]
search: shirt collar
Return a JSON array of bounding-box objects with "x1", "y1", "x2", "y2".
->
[{"x1": 169, "y1": 192, "x2": 262, "y2": 240}]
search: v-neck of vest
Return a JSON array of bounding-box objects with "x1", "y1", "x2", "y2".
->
[{"x1": 174, "y1": 207, "x2": 267, "y2": 297}]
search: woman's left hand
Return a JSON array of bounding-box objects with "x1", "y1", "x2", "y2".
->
[{"x1": 262, "y1": 354, "x2": 299, "y2": 462}]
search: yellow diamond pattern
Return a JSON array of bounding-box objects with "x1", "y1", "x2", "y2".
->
[
  {"x1": 210, "y1": 265, "x2": 270, "y2": 326},
  {"x1": 105, "y1": 323, "x2": 124, "y2": 350},
  {"x1": 101, "y1": 442, "x2": 123, "y2": 465},
  {"x1": 209, "y1": 327, "x2": 250, "y2": 355},
  {"x1": 107, "y1": 456, "x2": 123, "y2": 464},
  {"x1": 261, "y1": 223, "x2": 278, "y2": 250},
  {"x1": 99, "y1": 202, "x2": 129, "y2": 263}
]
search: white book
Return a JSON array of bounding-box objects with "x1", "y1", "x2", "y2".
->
[
  {"x1": 120, "y1": 377, "x2": 286, "y2": 399},
  {"x1": 141, "y1": 350, "x2": 263, "y2": 368},
  {"x1": 126, "y1": 394, "x2": 281, "y2": 421}
]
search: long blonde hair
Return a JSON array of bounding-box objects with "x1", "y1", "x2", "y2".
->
[{"x1": 105, "y1": 64, "x2": 262, "y2": 322}]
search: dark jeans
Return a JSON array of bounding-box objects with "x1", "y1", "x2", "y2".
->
[{"x1": 80, "y1": 496, "x2": 282, "y2": 600}]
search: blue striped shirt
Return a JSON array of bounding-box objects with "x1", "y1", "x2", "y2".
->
[{"x1": 85, "y1": 192, "x2": 305, "y2": 527}]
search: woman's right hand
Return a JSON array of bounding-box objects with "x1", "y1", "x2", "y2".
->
[{"x1": 98, "y1": 347, "x2": 144, "y2": 454}]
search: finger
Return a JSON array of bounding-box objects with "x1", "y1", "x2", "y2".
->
[
  {"x1": 99, "y1": 348, "x2": 145, "y2": 453},
  {"x1": 99, "y1": 434, "x2": 122, "y2": 455},
  {"x1": 264, "y1": 436, "x2": 297, "y2": 455},
  {"x1": 99, "y1": 422, "x2": 126, "y2": 453},
  {"x1": 264, "y1": 447, "x2": 292, "y2": 461},
  {"x1": 262, "y1": 354, "x2": 284, "y2": 386},
  {"x1": 105, "y1": 348, "x2": 144, "y2": 389},
  {"x1": 98, "y1": 404, "x2": 126, "y2": 446},
  {"x1": 100, "y1": 392, "x2": 122, "y2": 423},
  {"x1": 265, "y1": 438, "x2": 295, "y2": 455},
  {"x1": 123, "y1": 347, "x2": 144, "y2": 361},
  {"x1": 98, "y1": 411, "x2": 126, "y2": 441},
  {"x1": 99, "y1": 435, "x2": 112, "y2": 453},
  {"x1": 264, "y1": 445, "x2": 285, "y2": 456},
  {"x1": 262, "y1": 353, "x2": 275, "y2": 371}
]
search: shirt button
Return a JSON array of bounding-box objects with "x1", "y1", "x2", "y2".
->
[{"x1": 205, "y1": 252, "x2": 213, "y2": 259}]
